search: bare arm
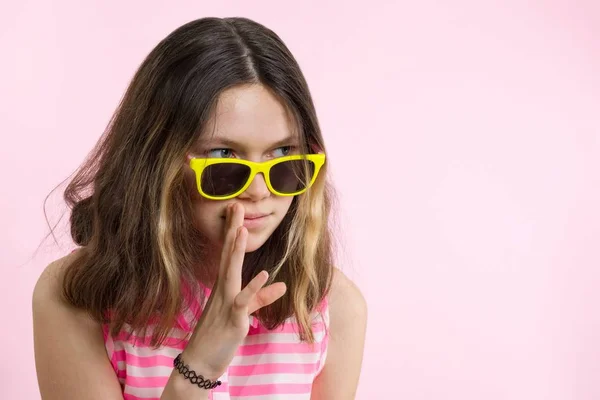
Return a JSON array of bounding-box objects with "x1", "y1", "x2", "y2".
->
[
  {"x1": 162, "y1": 203, "x2": 287, "y2": 399},
  {"x1": 310, "y1": 268, "x2": 368, "y2": 400},
  {"x1": 33, "y1": 204, "x2": 287, "y2": 399},
  {"x1": 32, "y1": 254, "x2": 213, "y2": 400},
  {"x1": 33, "y1": 253, "x2": 124, "y2": 400}
]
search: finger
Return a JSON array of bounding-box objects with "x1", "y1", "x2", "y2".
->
[
  {"x1": 233, "y1": 270, "x2": 269, "y2": 310},
  {"x1": 222, "y1": 203, "x2": 245, "y2": 281},
  {"x1": 224, "y1": 225, "x2": 247, "y2": 298},
  {"x1": 234, "y1": 271, "x2": 287, "y2": 313},
  {"x1": 223, "y1": 203, "x2": 244, "y2": 257},
  {"x1": 231, "y1": 202, "x2": 245, "y2": 230},
  {"x1": 247, "y1": 282, "x2": 287, "y2": 315},
  {"x1": 218, "y1": 204, "x2": 238, "y2": 277}
]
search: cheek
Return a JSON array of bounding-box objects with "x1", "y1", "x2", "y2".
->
[
  {"x1": 277, "y1": 196, "x2": 295, "y2": 214},
  {"x1": 195, "y1": 209, "x2": 226, "y2": 246},
  {"x1": 190, "y1": 193, "x2": 228, "y2": 242},
  {"x1": 268, "y1": 197, "x2": 295, "y2": 234},
  {"x1": 193, "y1": 197, "x2": 221, "y2": 221},
  {"x1": 183, "y1": 165, "x2": 230, "y2": 246}
]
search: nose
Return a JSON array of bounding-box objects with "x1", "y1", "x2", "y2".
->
[{"x1": 238, "y1": 172, "x2": 271, "y2": 201}]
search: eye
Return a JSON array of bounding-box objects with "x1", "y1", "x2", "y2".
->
[
  {"x1": 207, "y1": 148, "x2": 235, "y2": 158},
  {"x1": 272, "y1": 146, "x2": 295, "y2": 158}
]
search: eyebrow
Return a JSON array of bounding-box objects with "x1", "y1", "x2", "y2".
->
[{"x1": 199, "y1": 134, "x2": 300, "y2": 149}]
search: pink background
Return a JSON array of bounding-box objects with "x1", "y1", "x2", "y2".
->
[{"x1": 1, "y1": 1, "x2": 599, "y2": 399}]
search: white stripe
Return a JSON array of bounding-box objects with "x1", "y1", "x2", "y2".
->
[
  {"x1": 284, "y1": 309, "x2": 325, "y2": 323},
  {"x1": 105, "y1": 331, "x2": 115, "y2": 359},
  {"x1": 124, "y1": 365, "x2": 229, "y2": 383},
  {"x1": 180, "y1": 303, "x2": 200, "y2": 330},
  {"x1": 228, "y1": 394, "x2": 310, "y2": 400},
  {"x1": 119, "y1": 323, "x2": 190, "y2": 340},
  {"x1": 125, "y1": 365, "x2": 173, "y2": 377},
  {"x1": 123, "y1": 344, "x2": 181, "y2": 358},
  {"x1": 241, "y1": 330, "x2": 325, "y2": 345},
  {"x1": 228, "y1": 372, "x2": 314, "y2": 386},
  {"x1": 117, "y1": 329, "x2": 325, "y2": 358},
  {"x1": 123, "y1": 385, "x2": 163, "y2": 398},
  {"x1": 231, "y1": 352, "x2": 320, "y2": 366},
  {"x1": 111, "y1": 301, "x2": 329, "y2": 400},
  {"x1": 316, "y1": 346, "x2": 328, "y2": 376}
]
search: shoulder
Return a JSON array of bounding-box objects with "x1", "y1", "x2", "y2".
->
[
  {"x1": 32, "y1": 248, "x2": 103, "y2": 341},
  {"x1": 33, "y1": 250, "x2": 81, "y2": 307},
  {"x1": 310, "y1": 268, "x2": 366, "y2": 398},
  {"x1": 33, "y1": 250, "x2": 123, "y2": 399},
  {"x1": 32, "y1": 249, "x2": 100, "y2": 334},
  {"x1": 327, "y1": 267, "x2": 368, "y2": 331}
]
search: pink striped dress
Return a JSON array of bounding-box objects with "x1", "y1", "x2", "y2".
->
[{"x1": 102, "y1": 281, "x2": 330, "y2": 400}]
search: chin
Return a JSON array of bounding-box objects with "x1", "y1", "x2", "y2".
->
[{"x1": 244, "y1": 233, "x2": 270, "y2": 253}]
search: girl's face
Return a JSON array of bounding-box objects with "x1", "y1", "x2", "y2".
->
[{"x1": 184, "y1": 84, "x2": 299, "y2": 253}]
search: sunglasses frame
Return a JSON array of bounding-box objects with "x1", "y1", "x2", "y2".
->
[{"x1": 189, "y1": 153, "x2": 326, "y2": 200}]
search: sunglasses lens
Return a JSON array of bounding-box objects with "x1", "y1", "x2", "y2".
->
[
  {"x1": 201, "y1": 163, "x2": 251, "y2": 197},
  {"x1": 270, "y1": 159, "x2": 316, "y2": 194}
]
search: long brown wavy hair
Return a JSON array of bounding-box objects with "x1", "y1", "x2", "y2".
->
[{"x1": 57, "y1": 17, "x2": 336, "y2": 346}]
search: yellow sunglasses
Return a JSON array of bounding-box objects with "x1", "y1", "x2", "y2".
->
[{"x1": 189, "y1": 154, "x2": 326, "y2": 200}]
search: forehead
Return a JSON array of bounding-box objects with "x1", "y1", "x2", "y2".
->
[{"x1": 198, "y1": 84, "x2": 299, "y2": 150}]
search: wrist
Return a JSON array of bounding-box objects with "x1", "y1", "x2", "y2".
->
[
  {"x1": 177, "y1": 350, "x2": 224, "y2": 383},
  {"x1": 163, "y1": 368, "x2": 211, "y2": 400}
]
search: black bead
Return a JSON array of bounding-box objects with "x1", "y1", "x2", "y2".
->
[{"x1": 172, "y1": 353, "x2": 221, "y2": 391}]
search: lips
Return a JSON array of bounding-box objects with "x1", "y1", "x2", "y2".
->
[
  {"x1": 244, "y1": 213, "x2": 270, "y2": 220},
  {"x1": 220, "y1": 212, "x2": 271, "y2": 219}
]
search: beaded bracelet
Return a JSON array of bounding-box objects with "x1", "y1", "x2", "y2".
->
[{"x1": 173, "y1": 353, "x2": 222, "y2": 390}]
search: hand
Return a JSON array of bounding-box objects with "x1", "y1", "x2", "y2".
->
[{"x1": 182, "y1": 203, "x2": 287, "y2": 379}]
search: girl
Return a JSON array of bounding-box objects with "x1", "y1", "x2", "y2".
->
[{"x1": 33, "y1": 17, "x2": 366, "y2": 400}]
